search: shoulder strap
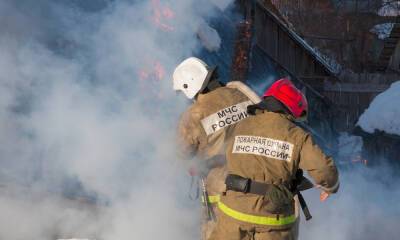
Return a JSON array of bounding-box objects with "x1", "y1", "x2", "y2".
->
[{"x1": 227, "y1": 81, "x2": 261, "y2": 104}]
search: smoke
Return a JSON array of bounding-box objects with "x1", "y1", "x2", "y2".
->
[
  {"x1": 299, "y1": 133, "x2": 400, "y2": 239},
  {"x1": 300, "y1": 165, "x2": 400, "y2": 240},
  {"x1": 0, "y1": 0, "x2": 235, "y2": 239},
  {"x1": 1, "y1": 0, "x2": 398, "y2": 240}
]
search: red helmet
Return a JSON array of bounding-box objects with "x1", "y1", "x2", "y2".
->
[{"x1": 263, "y1": 78, "x2": 308, "y2": 120}]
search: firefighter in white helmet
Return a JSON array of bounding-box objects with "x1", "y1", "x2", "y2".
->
[{"x1": 174, "y1": 57, "x2": 261, "y2": 240}]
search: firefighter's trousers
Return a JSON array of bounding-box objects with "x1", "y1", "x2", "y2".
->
[
  {"x1": 202, "y1": 166, "x2": 300, "y2": 240},
  {"x1": 201, "y1": 166, "x2": 227, "y2": 240}
]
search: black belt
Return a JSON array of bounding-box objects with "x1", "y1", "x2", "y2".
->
[
  {"x1": 225, "y1": 174, "x2": 274, "y2": 196},
  {"x1": 225, "y1": 174, "x2": 313, "y2": 221}
]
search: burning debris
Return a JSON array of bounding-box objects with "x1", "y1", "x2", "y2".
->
[{"x1": 231, "y1": 20, "x2": 253, "y2": 82}]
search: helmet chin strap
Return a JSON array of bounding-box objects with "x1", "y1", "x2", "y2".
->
[
  {"x1": 199, "y1": 66, "x2": 225, "y2": 95},
  {"x1": 205, "y1": 66, "x2": 218, "y2": 83}
]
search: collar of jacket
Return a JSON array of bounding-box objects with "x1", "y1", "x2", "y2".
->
[
  {"x1": 195, "y1": 92, "x2": 207, "y2": 102},
  {"x1": 194, "y1": 78, "x2": 222, "y2": 101},
  {"x1": 226, "y1": 81, "x2": 261, "y2": 104},
  {"x1": 254, "y1": 109, "x2": 296, "y2": 122}
]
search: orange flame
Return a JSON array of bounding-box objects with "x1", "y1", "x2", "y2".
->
[
  {"x1": 154, "y1": 61, "x2": 165, "y2": 80},
  {"x1": 138, "y1": 60, "x2": 165, "y2": 82},
  {"x1": 151, "y1": 0, "x2": 175, "y2": 32},
  {"x1": 138, "y1": 60, "x2": 166, "y2": 100},
  {"x1": 351, "y1": 155, "x2": 368, "y2": 166},
  {"x1": 231, "y1": 21, "x2": 252, "y2": 82}
]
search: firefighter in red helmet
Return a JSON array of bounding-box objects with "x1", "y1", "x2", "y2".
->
[
  {"x1": 209, "y1": 78, "x2": 339, "y2": 240},
  {"x1": 263, "y1": 78, "x2": 308, "y2": 121}
]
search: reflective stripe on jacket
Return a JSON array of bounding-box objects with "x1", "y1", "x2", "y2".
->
[{"x1": 202, "y1": 194, "x2": 297, "y2": 226}]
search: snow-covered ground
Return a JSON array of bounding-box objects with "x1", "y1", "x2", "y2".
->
[
  {"x1": 370, "y1": 23, "x2": 395, "y2": 40},
  {"x1": 358, "y1": 81, "x2": 400, "y2": 135},
  {"x1": 378, "y1": 1, "x2": 400, "y2": 16}
]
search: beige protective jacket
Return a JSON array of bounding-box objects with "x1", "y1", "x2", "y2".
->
[
  {"x1": 177, "y1": 81, "x2": 261, "y2": 161},
  {"x1": 177, "y1": 82, "x2": 261, "y2": 240},
  {"x1": 222, "y1": 111, "x2": 339, "y2": 220}
]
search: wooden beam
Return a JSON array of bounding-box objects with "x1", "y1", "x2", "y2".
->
[{"x1": 323, "y1": 82, "x2": 390, "y2": 93}]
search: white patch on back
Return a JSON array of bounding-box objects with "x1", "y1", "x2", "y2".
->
[
  {"x1": 201, "y1": 101, "x2": 252, "y2": 136},
  {"x1": 232, "y1": 135, "x2": 294, "y2": 162}
]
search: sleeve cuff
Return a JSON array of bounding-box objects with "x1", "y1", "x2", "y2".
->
[{"x1": 320, "y1": 180, "x2": 340, "y2": 194}]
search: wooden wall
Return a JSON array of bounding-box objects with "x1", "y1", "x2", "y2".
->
[
  {"x1": 355, "y1": 128, "x2": 400, "y2": 166},
  {"x1": 322, "y1": 72, "x2": 397, "y2": 131},
  {"x1": 242, "y1": 1, "x2": 397, "y2": 134},
  {"x1": 254, "y1": 2, "x2": 332, "y2": 80}
]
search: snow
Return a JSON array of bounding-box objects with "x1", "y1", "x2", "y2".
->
[
  {"x1": 358, "y1": 81, "x2": 400, "y2": 135},
  {"x1": 197, "y1": 22, "x2": 221, "y2": 52},
  {"x1": 378, "y1": 1, "x2": 400, "y2": 16},
  {"x1": 287, "y1": 27, "x2": 339, "y2": 74},
  {"x1": 314, "y1": 48, "x2": 343, "y2": 74},
  {"x1": 370, "y1": 23, "x2": 395, "y2": 40}
]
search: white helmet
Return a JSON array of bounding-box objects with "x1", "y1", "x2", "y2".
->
[{"x1": 173, "y1": 57, "x2": 211, "y2": 99}]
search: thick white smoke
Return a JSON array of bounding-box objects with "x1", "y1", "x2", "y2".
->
[
  {"x1": 0, "y1": 0, "x2": 235, "y2": 239},
  {"x1": 1, "y1": 0, "x2": 399, "y2": 240},
  {"x1": 300, "y1": 165, "x2": 400, "y2": 240}
]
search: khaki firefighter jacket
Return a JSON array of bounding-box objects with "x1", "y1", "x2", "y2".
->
[
  {"x1": 221, "y1": 110, "x2": 339, "y2": 223},
  {"x1": 177, "y1": 81, "x2": 261, "y2": 161}
]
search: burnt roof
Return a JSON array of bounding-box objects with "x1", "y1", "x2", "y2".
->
[
  {"x1": 256, "y1": 1, "x2": 338, "y2": 77},
  {"x1": 196, "y1": 2, "x2": 336, "y2": 99}
]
